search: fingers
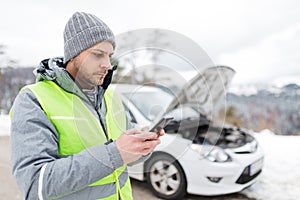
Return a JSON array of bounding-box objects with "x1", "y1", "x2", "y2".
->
[
  {"x1": 144, "y1": 139, "x2": 161, "y2": 148},
  {"x1": 154, "y1": 128, "x2": 165, "y2": 138},
  {"x1": 127, "y1": 131, "x2": 158, "y2": 141},
  {"x1": 116, "y1": 132, "x2": 161, "y2": 163},
  {"x1": 140, "y1": 139, "x2": 161, "y2": 155},
  {"x1": 140, "y1": 126, "x2": 149, "y2": 131},
  {"x1": 124, "y1": 127, "x2": 165, "y2": 138},
  {"x1": 116, "y1": 128, "x2": 165, "y2": 164}
]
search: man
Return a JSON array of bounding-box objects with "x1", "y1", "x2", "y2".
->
[{"x1": 10, "y1": 12, "x2": 163, "y2": 200}]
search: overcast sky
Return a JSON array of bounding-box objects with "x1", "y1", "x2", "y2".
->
[{"x1": 0, "y1": 0, "x2": 300, "y2": 86}]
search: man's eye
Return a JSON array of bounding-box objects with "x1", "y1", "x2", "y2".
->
[{"x1": 92, "y1": 52, "x2": 103, "y2": 58}]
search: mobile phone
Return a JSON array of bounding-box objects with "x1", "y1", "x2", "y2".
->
[{"x1": 149, "y1": 117, "x2": 174, "y2": 133}]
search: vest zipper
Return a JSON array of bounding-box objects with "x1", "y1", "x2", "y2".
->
[
  {"x1": 96, "y1": 109, "x2": 109, "y2": 141},
  {"x1": 79, "y1": 88, "x2": 109, "y2": 141}
]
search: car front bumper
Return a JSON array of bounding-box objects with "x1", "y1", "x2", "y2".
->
[{"x1": 179, "y1": 144, "x2": 264, "y2": 196}]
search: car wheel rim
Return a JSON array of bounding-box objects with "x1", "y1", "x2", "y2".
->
[{"x1": 150, "y1": 160, "x2": 181, "y2": 195}]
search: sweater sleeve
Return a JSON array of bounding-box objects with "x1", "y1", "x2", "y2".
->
[{"x1": 10, "y1": 88, "x2": 124, "y2": 200}]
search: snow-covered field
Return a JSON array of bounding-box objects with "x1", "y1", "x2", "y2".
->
[
  {"x1": 243, "y1": 130, "x2": 300, "y2": 200},
  {"x1": 1, "y1": 115, "x2": 300, "y2": 200},
  {"x1": 0, "y1": 115, "x2": 10, "y2": 136}
]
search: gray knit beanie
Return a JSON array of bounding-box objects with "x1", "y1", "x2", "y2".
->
[{"x1": 63, "y1": 12, "x2": 115, "y2": 64}]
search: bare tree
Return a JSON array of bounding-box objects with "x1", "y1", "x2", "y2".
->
[{"x1": 116, "y1": 30, "x2": 169, "y2": 84}]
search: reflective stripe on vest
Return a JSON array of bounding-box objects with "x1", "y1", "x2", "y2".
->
[{"x1": 26, "y1": 80, "x2": 132, "y2": 200}]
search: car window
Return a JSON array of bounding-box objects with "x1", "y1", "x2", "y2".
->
[
  {"x1": 123, "y1": 90, "x2": 173, "y2": 121},
  {"x1": 167, "y1": 106, "x2": 199, "y2": 121}
]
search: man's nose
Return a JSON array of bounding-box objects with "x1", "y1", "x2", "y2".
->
[
  {"x1": 104, "y1": 63, "x2": 112, "y2": 70},
  {"x1": 101, "y1": 59, "x2": 112, "y2": 70}
]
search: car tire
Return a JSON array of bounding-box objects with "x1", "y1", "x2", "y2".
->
[{"x1": 145, "y1": 153, "x2": 187, "y2": 200}]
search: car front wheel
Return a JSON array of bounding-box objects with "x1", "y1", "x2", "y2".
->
[{"x1": 145, "y1": 153, "x2": 187, "y2": 199}]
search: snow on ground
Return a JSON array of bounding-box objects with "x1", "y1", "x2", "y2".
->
[
  {"x1": 0, "y1": 115, "x2": 10, "y2": 136},
  {"x1": 1, "y1": 115, "x2": 300, "y2": 199},
  {"x1": 242, "y1": 130, "x2": 300, "y2": 200}
]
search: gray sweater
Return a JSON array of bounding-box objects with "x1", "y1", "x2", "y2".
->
[{"x1": 10, "y1": 58, "x2": 131, "y2": 199}]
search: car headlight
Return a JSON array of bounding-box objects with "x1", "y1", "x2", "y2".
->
[
  {"x1": 190, "y1": 144, "x2": 232, "y2": 162},
  {"x1": 205, "y1": 148, "x2": 232, "y2": 162}
]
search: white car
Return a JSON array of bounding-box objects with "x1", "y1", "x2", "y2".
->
[{"x1": 112, "y1": 66, "x2": 264, "y2": 199}]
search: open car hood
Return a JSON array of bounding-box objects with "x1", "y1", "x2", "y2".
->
[{"x1": 161, "y1": 66, "x2": 235, "y2": 118}]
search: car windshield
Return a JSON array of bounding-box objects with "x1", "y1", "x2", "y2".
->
[
  {"x1": 167, "y1": 106, "x2": 199, "y2": 121},
  {"x1": 123, "y1": 89, "x2": 174, "y2": 121}
]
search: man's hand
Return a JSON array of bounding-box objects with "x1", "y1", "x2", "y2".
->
[{"x1": 115, "y1": 128, "x2": 164, "y2": 164}]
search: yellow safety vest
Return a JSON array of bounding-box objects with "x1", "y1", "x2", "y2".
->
[{"x1": 26, "y1": 80, "x2": 132, "y2": 200}]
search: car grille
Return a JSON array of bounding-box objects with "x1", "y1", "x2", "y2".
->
[{"x1": 235, "y1": 165, "x2": 262, "y2": 184}]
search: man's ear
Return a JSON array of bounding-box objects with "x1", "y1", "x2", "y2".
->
[
  {"x1": 71, "y1": 57, "x2": 81, "y2": 69},
  {"x1": 65, "y1": 57, "x2": 79, "y2": 76}
]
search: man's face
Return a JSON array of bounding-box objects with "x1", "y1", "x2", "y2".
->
[{"x1": 70, "y1": 41, "x2": 114, "y2": 89}]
